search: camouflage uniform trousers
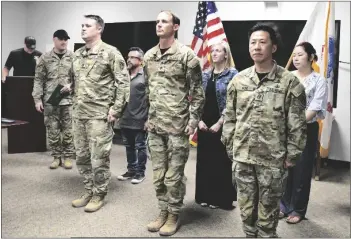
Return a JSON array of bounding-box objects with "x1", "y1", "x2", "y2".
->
[
  {"x1": 72, "y1": 118, "x2": 114, "y2": 196},
  {"x1": 44, "y1": 105, "x2": 75, "y2": 159},
  {"x1": 233, "y1": 161, "x2": 288, "y2": 238},
  {"x1": 148, "y1": 132, "x2": 189, "y2": 215}
]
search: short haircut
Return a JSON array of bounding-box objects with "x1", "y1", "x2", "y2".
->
[
  {"x1": 160, "y1": 10, "x2": 180, "y2": 39},
  {"x1": 296, "y1": 41, "x2": 318, "y2": 62},
  {"x1": 129, "y1": 47, "x2": 144, "y2": 60},
  {"x1": 248, "y1": 22, "x2": 281, "y2": 47},
  {"x1": 84, "y1": 14, "x2": 105, "y2": 34}
]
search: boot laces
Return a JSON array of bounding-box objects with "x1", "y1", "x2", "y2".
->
[{"x1": 90, "y1": 195, "x2": 101, "y2": 203}]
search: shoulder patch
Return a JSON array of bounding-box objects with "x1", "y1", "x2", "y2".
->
[
  {"x1": 290, "y1": 79, "x2": 306, "y2": 109},
  {"x1": 187, "y1": 52, "x2": 201, "y2": 69},
  {"x1": 290, "y1": 79, "x2": 305, "y2": 98}
]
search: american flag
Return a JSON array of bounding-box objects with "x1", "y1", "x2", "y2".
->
[
  {"x1": 191, "y1": 1, "x2": 229, "y2": 70},
  {"x1": 190, "y1": 2, "x2": 231, "y2": 147}
]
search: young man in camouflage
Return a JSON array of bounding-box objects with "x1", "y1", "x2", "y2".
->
[
  {"x1": 144, "y1": 11, "x2": 205, "y2": 236},
  {"x1": 32, "y1": 29, "x2": 75, "y2": 170},
  {"x1": 70, "y1": 15, "x2": 129, "y2": 213},
  {"x1": 221, "y1": 23, "x2": 307, "y2": 238}
]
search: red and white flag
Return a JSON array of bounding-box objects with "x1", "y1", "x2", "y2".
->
[{"x1": 189, "y1": 1, "x2": 233, "y2": 146}]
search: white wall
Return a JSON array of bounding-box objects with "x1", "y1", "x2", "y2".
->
[
  {"x1": 2, "y1": 1, "x2": 28, "y2": 74},
  {"x1": 2, "y1": 1, "x2": 350, "y2": 162},
  {"x1": 24, "y1": 1, "x2": 199, "y2": 53}
]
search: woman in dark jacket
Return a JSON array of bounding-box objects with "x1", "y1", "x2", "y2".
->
[{"x1": 195, "y1": 41, "x2": 238, "y2": 210}]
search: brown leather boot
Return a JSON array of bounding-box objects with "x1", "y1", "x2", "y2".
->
[
  {"x1": 62, "y1": 158, "x2": 73, "y2": 169},
  {"x1": 84, "y1": 195, "x2": 105, "y2": 213},
  {"x1": 49, "y1": 157, "x2": 61, "y2": 169},
  {"x1": 72, "y1": 192, "x2": 93, "y2": 208},
  {"x1": 159, "y1": 213, "x2": 180, "y2": 236},
  {"x1": 147, "y1": 210, "x2": 168, "y2": 232}
]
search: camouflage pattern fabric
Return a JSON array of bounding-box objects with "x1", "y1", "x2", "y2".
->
[
  {"x1": 72, "y1": 40, "x2": 129, "y2": 196},
  {"x1": 143, "y1": 40, "x2": 205, "y2": 135},
  {"x1": 233, "y1": 161, "x2": 288, "y2": 237},
  {"x1": 143, "y1": 40, "x2": 205, "y2": 215},
  {"x1": 222, "y1": 61, "x2": 307, "y2": 237},
  {"x1": 73, "y1": 118, "x2": 114, "y2": 196},
  {"x1": 32, "y1": 49, "x2": 75, "y2": 159},
  {"x1": 147, "y1": 132, "x2": 189, "y2": 215},
  {"x1": 32, "y1": 49, "x2": 74, "y2": 106},
  {"x1": 222, "y1": 61, "x2": 307, "y2": 168},
  {"x1": 72, "y1": 40, "x2": 130, "y2": 120},
  {"x1": 44, "y1": 105, "x2": 75, "y2": 159}
]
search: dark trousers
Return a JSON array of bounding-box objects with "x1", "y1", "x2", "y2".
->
[
  {"x1": 280, "y1": 122, "x2": 319, "y2": 218},
  {"x1": 121, "y1": 128, "x2": 147, "y2": 176}
]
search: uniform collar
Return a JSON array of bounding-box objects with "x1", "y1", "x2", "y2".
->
[
  {"x1": 50, "y1": 49, "x2": 70, "y2": 59},
  {"x1": 249, "y1": 60, "x2": 278, "y2": 80},
  {"x1": 247, "y1": 60, "x2": 279, "y2": 85},
  {"x1": 152, "y1": 40, "x2": 179, "y2": 58},
  {"x1": 81, "y1": 40, "x2": 103, "y2": 56}
]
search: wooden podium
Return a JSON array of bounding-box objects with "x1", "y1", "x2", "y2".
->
[{"x1": 4, "y1": 76, "x2": 47, "y2": 153}]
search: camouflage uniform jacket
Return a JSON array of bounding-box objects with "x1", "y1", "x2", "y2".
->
[
  {"x1": 32, "y1": 49, "x2": 73, "y2": 106},
  {"x1": 143, "y1": 40, "x2": 205, "y2": 135},
  {"x1": 221, "y1": 61, "x2": 307, "y2": 168},
  {"x1": 72, "y1": 40, "x2": 130, "y2": 119}
]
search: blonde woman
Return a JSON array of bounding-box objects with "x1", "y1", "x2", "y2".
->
[{"x1": 195, "y1": 41, "x2": 238, "y2": 210}]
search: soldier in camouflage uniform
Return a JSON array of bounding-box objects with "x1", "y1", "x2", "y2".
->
[
  {"x1": 32, "y1": 29, "x2": 75, "y2": 170},
  {"x1": 144, "y1": 11, "x2": 205, "y2": 236},
  {"x1": 70, "y1": 15, "x2": 129, "y2": 213},
  {"x1": 221, "y1": 23, "x2": 307, "y2": 238}
]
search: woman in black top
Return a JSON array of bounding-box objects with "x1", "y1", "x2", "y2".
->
[{"x1": 195, "y1": 41, "x2": 238, "y2": 210}]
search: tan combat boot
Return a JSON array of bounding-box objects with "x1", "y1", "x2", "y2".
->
[
  {"x1": 147, "y1": 210, "x2": 168, "y2": 232},
  {"x1": 62, "y1": 159, "x2": 73, "y2": 169},
  {"x1": 49, "y1": 157, "x2": 61, "y2": 169},
  {"x1": 159, "y1": 213, "x2": 180, "y2": 236},
  {"x1": 84, "y1": 195, "x2": 105, "y2": 212},
  {"x1": 72, "y1": 192, "x2": 93, "y2": 208}
]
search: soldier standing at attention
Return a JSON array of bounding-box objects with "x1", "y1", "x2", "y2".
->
[
  {"x1": 221, "y1": 23, "x2": 307, "y2": 238},
  {"x1": 32, "y1": 29, "x2": 75, "y2": 170},
  {"x1": 143, "y1": 10, "x2": 205, "y2": 236},
  {"x1": 71, "y1": 15, "x2": 130, "y2": 213}
]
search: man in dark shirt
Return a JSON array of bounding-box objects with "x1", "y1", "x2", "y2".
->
[
  {"x1": 117, "y1": 47, "x2": 148, "y2": 184},
  {"x1": 2, "y1": 36, "x2": 42, "y2": 82}
]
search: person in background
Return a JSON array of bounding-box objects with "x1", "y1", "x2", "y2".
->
[
  {"x1": 222, "y1": 23, "x2": 307, "y2": 238},
  {"x1": 117, "y1": 47, "x2": 148, "y2": 184},
  {"x1": 32, "y1": 29, "x2": 75, "y2": 170},
  {"x1": 2, "y1": 36, "x2": 42, "y2": 117},
  {"x1": 195, "y1": 40, "x2": 237, "y2": 210},
  {"x1": 2, "y1": 36, "x2": 42, "y2": 82},
  {"x1": 280, "y1": 41, "x2": 328, "y2": 224},
  {"x1": 144, "y1": 10, "x2": 205, "y2": 236}
]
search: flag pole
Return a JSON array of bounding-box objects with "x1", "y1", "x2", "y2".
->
[{"x1": 285, "y1": 53, "x2": 294, "y2": 69}]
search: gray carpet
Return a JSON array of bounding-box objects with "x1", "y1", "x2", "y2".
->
[{"x1": 1, "y1": 129, "x2": 350, "y2": 238}]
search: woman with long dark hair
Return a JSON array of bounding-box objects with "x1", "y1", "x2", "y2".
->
[{"x1": 280, "y1": 42, "x2": 328, "y2": 224}]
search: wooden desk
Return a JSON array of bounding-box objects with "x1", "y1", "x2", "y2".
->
[
  {"x1": 2, "y1": 119, "x2": 29, "y2": 128},
  {"x1": 4, "y1": 76, "x2": 47, "y2": 154}
]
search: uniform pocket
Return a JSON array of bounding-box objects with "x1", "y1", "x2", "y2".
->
[{"x1": 270, "y1": 168, "x2": 285, "y2": 197}]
